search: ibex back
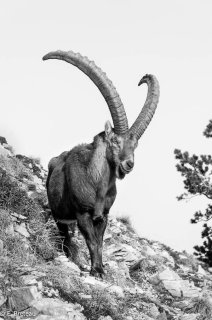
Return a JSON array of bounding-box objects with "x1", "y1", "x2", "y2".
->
[{"x1": 43, "y1": 51, "x2": 160, "y2": 277}]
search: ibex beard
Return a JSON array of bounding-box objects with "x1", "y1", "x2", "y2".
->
[{"x1": 44, "y1": 50, "x2": 159, "y2": 277}]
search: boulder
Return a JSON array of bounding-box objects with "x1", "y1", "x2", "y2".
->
[
  {"x1": 9, "y1": 286, "x2": 41, "y2": 311},
  {"x1": 151, "y1": 268, "x2": 200, "y2": 298}
]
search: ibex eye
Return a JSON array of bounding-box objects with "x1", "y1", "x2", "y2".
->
[{"x1": 113, "y1": 137, "x2": 120, "y2": 146}]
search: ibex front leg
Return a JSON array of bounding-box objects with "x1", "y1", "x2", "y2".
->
[
  {"x1": 93, "y1": 214, "x2": 108, "y2": 271},
  {"x1": 76, "y1": 212, "x2": 104, "y2": 277}
]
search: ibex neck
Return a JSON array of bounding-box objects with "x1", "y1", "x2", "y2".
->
[{"x1": 88, "y1": 135, "x2": 107, "y2": 182}]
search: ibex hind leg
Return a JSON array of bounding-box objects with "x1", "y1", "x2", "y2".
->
[
  {"x1": 76, "y1": 212, "x2": 104, "y2": 277},
  {"x1": 56, "y1": 222, "x2": 72, "y2": 258}
]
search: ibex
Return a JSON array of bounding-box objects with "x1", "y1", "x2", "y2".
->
[{"x1": 43, "y1": 50, "x2": 160, "y2": 277}]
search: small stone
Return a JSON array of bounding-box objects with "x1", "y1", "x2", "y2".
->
[
  {"x1": 31, "y1": 270, "x2": 46, "y2": 280},
  {"x1": 108, "y1": 285, "x2": 124, "y2": 298},
  {"x1": 143, "y1": 245, "x2": 156, "y2": 256},
  {"x1": 157, "y1": 311, "x2": 167, "y2": 320},
  {"x1": 104, "y1": 233, "x2": 112, "y2": 241},
  {"x1": 179, "y1": 314, "x2": 199, "y2": 320},
  {"x1": 148, "y1": 303, "x2": 160, "y2": 318},
  {"x1": 0, "y1": 290, "x2": 6, "y2": 307},
  {"x1": 15, "y1": 222, "x2": 30, "y2": 238},
  {"x1": 20, "y1": 275, "x2": 38, "y2": 286},
  {"x1": 5, "y1": 223, "x2": 14, "y2": 236},
  {"x1": 11, "y1": 212, "x2": 27, "y2": 220},
  {"x1": 37, "y1": 281, "x2": 43, "y2": 291},
  {"x1": 198, "y1": 265, "x2": 206, "y2": 276}
]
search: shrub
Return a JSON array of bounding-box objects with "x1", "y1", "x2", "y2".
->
[
  {"x1": 0, "y1": 209, "x2": 36, "y2": 288},
  {"x1": 184, "y1": 294, "x2": 212, "y2": 319},
  {"x1": 29, "y1": 216, "x2": 59, "y2": 261}
]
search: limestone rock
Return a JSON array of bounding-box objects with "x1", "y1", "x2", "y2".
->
[
  {"x1": 20, "y1": 275, "x2": 38, "y2": 286},
  {"x1": 142, "y1": 245, "x2": 156, "y2": 256},
  {"x1": 208, "y1": 267, "x2": 212, "y2": 273},
  {"x1": 148, "y1": 303, "x2": 160, "y2": 318},
  {"x1": 11, "y1": 212, "x2": 27, "y2": 220},
  {"x1": 98, "y1": 316, "x2": 113, "y2": 320},
  {"x1": 55, "y1": 255, "x2": 80, "y2": 274},
  {"x1": 9, "y1": 286, "x2": 41, "y2": 311},
  {"x1": 15, "y1": 222, "x2": 30, "y2": 238},
  {"x1": 151, "y1": 268, "x2": 200, "y2": 298},
  {"x1": 179, "y1": 314, "x2": 199, "y2": 320},
  {"x1": 197, "y1": 265, "x2": 206, "y2": 276},
  {"x1": 106, "y1": 243, "x2": 141, "y2": 265},
  {"x1": 82, "y1": 276, "x2": 124, "y2": 298},
  {"x1": 160, "y1": 250, "x2": 175, "y2": 267},
  {"x1": 30, "y1": 298, "x2": 86, "y2": 320}
]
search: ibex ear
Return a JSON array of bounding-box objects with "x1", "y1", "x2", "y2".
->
[{"x1": 105, "y1": 120, "x2": 114, "y2": 140}]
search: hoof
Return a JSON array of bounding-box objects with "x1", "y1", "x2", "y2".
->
[{"x1": 90, "y1": 266, "x2": 105, "y2": 278}]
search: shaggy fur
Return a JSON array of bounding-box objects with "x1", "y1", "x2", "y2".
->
[{"x1": 46, "y1": 121, "x2": 137, "y2": 276}]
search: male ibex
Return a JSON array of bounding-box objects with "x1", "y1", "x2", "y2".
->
[{"x1": 43, "y1": 50, "x2": 159, "y2": 277}]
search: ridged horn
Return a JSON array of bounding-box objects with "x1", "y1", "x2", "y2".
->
[
  {"x1": 43, "y1": 50, "x2": 128, "y2": 135},
  {"x1": 129, "y1": 74, "x2": 160, "y2": 140}
]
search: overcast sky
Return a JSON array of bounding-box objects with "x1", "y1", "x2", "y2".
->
[{"x1": 1, "y1": 1, "x2": 212, "y2": 252}]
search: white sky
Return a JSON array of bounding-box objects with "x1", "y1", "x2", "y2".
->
[{"x1": 1, "y1": 0, "x2": 212, "y2": 252}]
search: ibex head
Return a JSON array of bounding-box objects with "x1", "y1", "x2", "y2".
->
[
  {"x1": 43, "y1": 51, "x2": 160, "y2": 179},
  {"x1": 104, "y1": 120, "x2": 137, "y2": 179}
]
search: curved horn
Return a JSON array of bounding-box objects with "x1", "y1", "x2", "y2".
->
[
  {"x1": 129, "y1": 74, "x2": 160, "y2": 140},
  {"x1": 43, "y1": 50, "x2": 128, "y2": 135}
]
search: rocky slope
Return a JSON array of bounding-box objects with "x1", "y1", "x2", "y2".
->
[{"x1": 0, "y1": 138, "x2": 212, "y2": 320}]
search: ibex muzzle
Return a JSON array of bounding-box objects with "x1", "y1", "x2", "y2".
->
[{"x1": 43, "y1": 50, "x2": 160, "y2": 277}]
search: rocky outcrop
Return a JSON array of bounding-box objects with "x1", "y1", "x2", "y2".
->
[{"x1": 1, "y1": 137, "x2": 212, "y2": 320}]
